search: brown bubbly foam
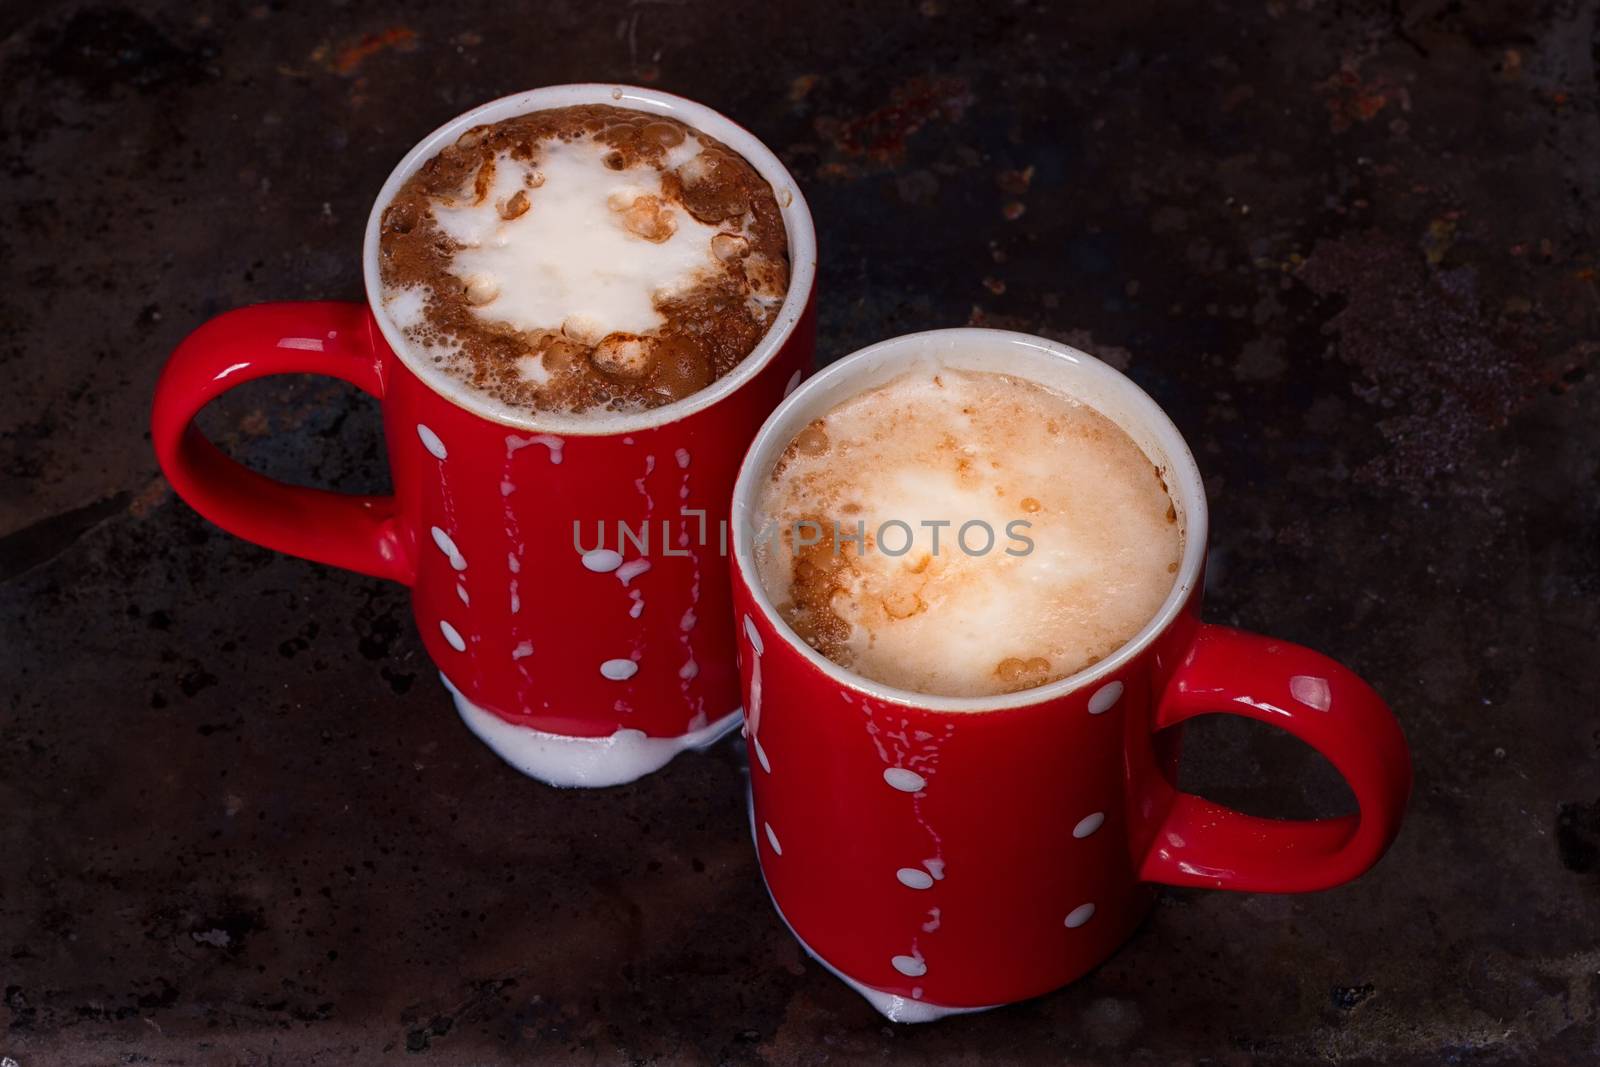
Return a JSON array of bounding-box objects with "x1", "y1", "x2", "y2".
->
[
  {"x1": 377, "y1": 103, "x2": 789, "y2": 415},
  {"x1": 753, "y1": 369, "x2": 1183, "y2": 698}
]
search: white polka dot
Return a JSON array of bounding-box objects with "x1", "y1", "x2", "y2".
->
[
  {"x1": 438, "y1": 620, "x2": 466, "y2": 652},
  {"x1": 743, "y1": 614, "x2": 764, "y2": 655},
  {"x1": 752, "y1": 735, "x2": 771, "y2": 773},
  {"x1": 784, "y1": 369, "x2": 803, "y2": 397},
  {"x1": 1073, "y1": 812, "x2": 1105, "y2": 839},
  {"x1": 600, "y1": 658, "x2": 638, "y2": 681},
  {"x1": 416, "y1": 423, "x2": 447, "y2": 460},
  {"x1": 1088, "y1": 681, "x2": 1124, "y2": 715},
  {"x1": 582, "y1": 549, "x2": 623, "y2": 573},
  {"x1": 891, "y1": 954, "x2": 927, "y2": 978},
  {"x1": 430, "y1": 526, "x2": 467, "y2": 570},
  {"x1": 1064, "y1": 903, "x2": 1096, "y2": 928},
  {"x1": 883, "y1": 767, "x2": 926, "y2": 793},
  {"x1": 1290, "y1": 674, "x2": 1332, "y2": 711},
  {"x1": 896, "y1": 868, "x2": 934, "y2": 890},
  {"x1": 765, "y1": 822, "x2": 782, "y2": 855}
]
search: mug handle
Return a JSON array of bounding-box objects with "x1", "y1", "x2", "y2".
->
[
  {"x1": 1137, "y1": 624, "x2": 1411, "y2": 892},
  {"x1": 150, "y1": 302, "x2": 414, "y2": 584}
]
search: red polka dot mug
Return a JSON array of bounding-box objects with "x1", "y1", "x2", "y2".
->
[
  {"x1": 728, "y1": 329, "x2": 1412, "y2": 1020},
  {"x1": 150, "y1": 85, "x2": 817, "y2": 787}
]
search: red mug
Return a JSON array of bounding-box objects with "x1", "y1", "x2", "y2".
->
[
  {"x1": 151, "y1": 85, "x2": 817, "y2": 787},
  {"x1": 729, "y1": 329, "x2": 1411, "y2": 1020}
]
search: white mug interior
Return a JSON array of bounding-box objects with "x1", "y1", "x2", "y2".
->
[
  {"x1": 730, "y1": 328, "x2": 1211, "y2": 714},
  {"x1": 360, "y1": 84, "x2": 818, "y2": 437}
]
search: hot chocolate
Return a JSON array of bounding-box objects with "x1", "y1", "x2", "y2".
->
[
  {"x1": 753, "y1": 368, "x2": 1183, "y2": 698},
  {"x1": 377, "y1": 104, "x2": 790, "y2": 416}
]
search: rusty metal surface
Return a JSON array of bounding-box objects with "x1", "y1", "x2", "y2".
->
[{"x1": 2, "y1": 1, "x2": 1598, "y2": 1063}]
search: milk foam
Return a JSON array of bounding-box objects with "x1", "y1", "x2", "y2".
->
[
  {"x1": 754, "y1": 370, "x2": 1182, "y2": 699},
  {"x1": 427, "y1": 137, "x2": 727, "y2": 343}
]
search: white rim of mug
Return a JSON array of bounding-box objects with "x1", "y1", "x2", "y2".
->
[
  {"x1": 730, "y1": 328, "x2": 1211, "y2": 714},
  {"x1": 361, "y1": 84, "x2": 818, "y2": 437}
]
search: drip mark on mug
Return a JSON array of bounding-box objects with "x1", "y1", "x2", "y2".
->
[
  {"x1": 923, "y1": 858, "x2": 945, "y2": 881},
  {"x1": 616, "y1": 559, "x2": 651, "y2": 585},
  {"x1": 438, "y1": 620, "x2": 466, "y2": 652},
  {"x1": 743, "y1": 614, "x2": 764, "y2": 655},
  {"x1": 883, "y1": 767, "x2": 927, "y2": 793},
  {"x1": 752, "y1": 735, "x2": 770, "y2": 773},
  {"x1": 1088, "y1": 681, "x2": 1124, "y2": 715},
  {"x1": 1064, "y1": 903, "x2": 1096, "y2": 928},
  {"x1": 507, "y1": 432, "x2": 564, "y2": 465},
  {"x1": 416, "y1": 423, "x2": 447, "y2": 460},
  {"x1": 1073, "y1": 812, "x2": 1106, "y2": 838},
  {"x1": 582, "y1": 549, "x2": 623, "y2": 573},
  {"x1": 430, "y1": 526, "x2": 467, "y2": 570},
  {"x1": 456, "y1": 584, "x2": 470, "y2": 605},
  {"x1": 765, "y1": 822, "x2": 782, "y2": 856},
  {"x1": 600, "y1": 658, "x2": 638, "y2": 681},
  {"x1": 891, "y1": 953, "x2": 927, "y2": 978},
  {"x1": 512, "y1": 640, "x2": 534, "y2": 661},
  {"x1": 896, "y1": 867, "x2": 934, "y2": 890},
  {"x1": 532, "y1": 434, "x2": 565, "y2": 464},
  {"x1": 675, "y1": 448, "x2": 691, "y2": 469}
]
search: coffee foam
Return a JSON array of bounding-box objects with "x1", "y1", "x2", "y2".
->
[
  {"x1": 430, "y1": 137, "x2": 726, "y2": 342},
  {"x1": 376, "y1": 104, "x2": 791, "y2": 418},
  {"x1": 753, "y1": 370, "x2": 1182, "y2": 699}
]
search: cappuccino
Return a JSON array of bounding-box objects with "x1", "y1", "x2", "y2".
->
[
  {"x1": 753, "y1": 369, "x2": 1182, "y2": 698},
  {"x1": 377, "y1": 104, "x2": 790, "y2": 416}
]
